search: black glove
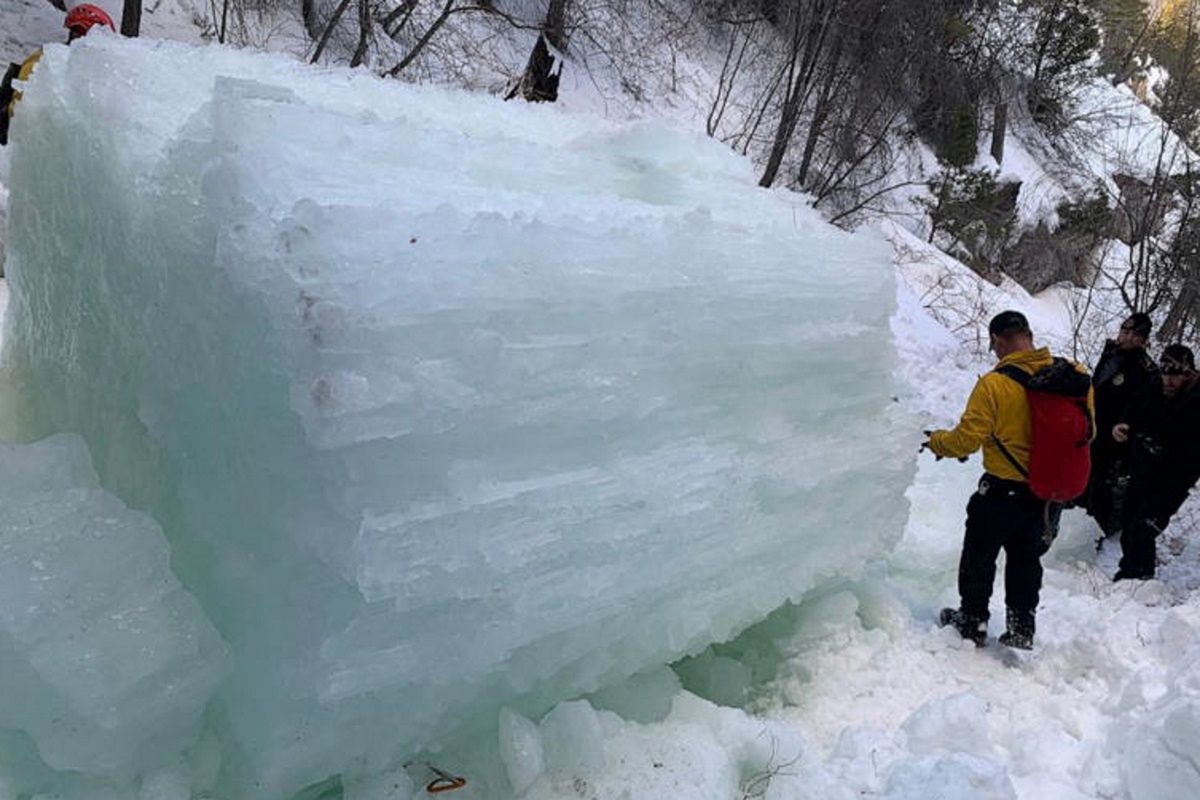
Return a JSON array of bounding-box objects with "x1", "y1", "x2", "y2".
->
[
  {"x1": 919, "y1": 430, "x2": 940, "y2": 459},
  {"x1": 920, "y1": 430, "x2": 967, "y2": 462}
]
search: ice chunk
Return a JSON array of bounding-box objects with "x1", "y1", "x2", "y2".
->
[
  {"x1": 588, "y1": 665, "x2": 681, "y2": 723},
  {"x1": 539, "y1": 701, "x2": 606, "y2": 777},
  {"x1": 883, "y1": 753, "x2": 1016, "y2": 800},
  {"x1": 0, "y1": 435, "x2": 227, "y2": 778},
  {"x1": 2, "y1": 35, "x2": 911, "y2": 798},
  {"x1": 498, "y1": 708, "x2": 544, "y2": 795}
]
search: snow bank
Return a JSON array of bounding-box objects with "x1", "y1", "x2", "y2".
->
[{"x1": 0, "y1": 35, "x2": 911, "y2": 798}]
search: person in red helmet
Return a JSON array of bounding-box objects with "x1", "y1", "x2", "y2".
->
[
  {"x1": 65, "y1": 4, "x2": 117, "y2": 41},
  {"x1": 1, "y1": 4, "x2": 116, "y2": 145}
]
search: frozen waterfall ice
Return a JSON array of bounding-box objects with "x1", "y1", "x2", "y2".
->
[
  {"x1": 0, "y1": 35, "x2": 911, "y2": 799},
  {"x1": 0, "y1": 435, "x2": 227, "y2": 780}
]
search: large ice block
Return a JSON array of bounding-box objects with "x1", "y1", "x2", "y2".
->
[
  {"x1": 1, "y1": 36, "x2": 912, "y2": 798},
  {"x1": 0, "y1": 434, "x2": 227, "y2": 778}
]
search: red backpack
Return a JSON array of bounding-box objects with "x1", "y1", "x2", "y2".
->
[{"x1": 993, "y1": 359, "x2": 1093, "y2": 502}]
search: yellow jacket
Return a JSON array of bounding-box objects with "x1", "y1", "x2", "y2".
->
[
  {"x1": 5, "y1": 49, "x2": 42, "y2": 119},
  {"x1": 928, "y1": 347, "x2": 1095, "y2": 482}
]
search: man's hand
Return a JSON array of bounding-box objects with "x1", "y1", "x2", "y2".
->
[
  {"x1": 920, "y1": 430, "x2": 939, "y2": 459},
  {"x1": 1113, "y1": 423, "x2": 1130, "y2": 443},
  {"x1": 920, "y1": 430, "x2": 968, "y2": 462}
]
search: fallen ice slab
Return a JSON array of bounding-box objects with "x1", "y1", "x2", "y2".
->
[
  {"x1": 1, "y1": 35, "x2": 911, "y2": 798},
  {"x1": 0, "y1": 434, "x2": 227, "y2": 778}
]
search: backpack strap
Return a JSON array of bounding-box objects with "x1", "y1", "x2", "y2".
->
[
  {"x1": 990, "y1": 434, "x2": 1030, "y2": 478},
  {"x1": 992, "y1": 365, "x2": 1031, "y2": 478},
  {"x1": 995, "y1": 364, "x2": 1031, "y2": 387}
]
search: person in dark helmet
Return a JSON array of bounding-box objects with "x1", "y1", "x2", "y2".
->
[
  {"x1": 1085, "y1": 313, "x2": 1160, "y2": 541},
  {"x1": 922, "y1": 310, "x2": 1094, "y2": 650},
  {"x1": 0, "y1": 4, "x2": 115, "y2": 146},
  {"x1": 1112, "y1": 344, "x2": 1200, "y2": 581}
]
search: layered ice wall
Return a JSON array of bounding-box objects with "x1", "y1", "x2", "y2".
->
[{"x1": 2, "y1": 36, "x2": 911, "y2": 798}]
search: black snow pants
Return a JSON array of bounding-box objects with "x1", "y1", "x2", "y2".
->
[
  {"x1": 958, "y1": 474, "x2": 1049, "y2": 630},
  {"x1": 1118, "y1": 516, "x2": 1160, "y2": 578}
]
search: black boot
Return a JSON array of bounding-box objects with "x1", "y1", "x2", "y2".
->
[
  {"x1": 998, "y1": 608, "x2": 1034, "y2": 650},
  {"x1": 1113, "y1": 568, "x2": 1153, "y2": 582},
  {"x1": 939, "y1": 607, "x2": 987, "y2": 647}
]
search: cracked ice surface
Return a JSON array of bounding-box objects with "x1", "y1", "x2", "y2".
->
[{"x1": 0, "y1": 36, "x2": 910, "y2": 798}]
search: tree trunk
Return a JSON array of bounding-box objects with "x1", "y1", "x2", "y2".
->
[
  {"x1": 990, "y1": 102, "x2": 1007, "y2": 165},
  {"x1": 760, "y1": 0, "x2": 836, "y2": 188},
  {"x1": 381, "y1": 0, "x2": 418, "y2": 36},
  {"x1": 1158, "y1": 278, "x2": 1199, "y2": 342},
  {"x1": 544, "y1": 0, "x2": 569, "y2": 53},
  {"x1": 350, "y1": 0, "x2": 371, "y2": 67},
  {"x1": 301, "y1": 0, "x2": 323, "y2": 41},
  {"x1": 506, "y1": 34, "x2": 561, "y2": 102},
  {"x1": 311, "y1": 0, "x2": 354, "y2": 64},
  {"x1": 796, "y1": 29, "x2": 843, "y2": 188},
  {"x1": 508, "y1": 1, "x2": 571, "y2": 103},
  {"x1": 121, "y1": 0, "x2": 142, "y2": 37},
  {"x1": 386, "y1": 0, "x2": 455, "y2": 78}
]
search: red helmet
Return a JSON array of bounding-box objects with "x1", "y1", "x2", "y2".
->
[{"x1": 64, "y1": 4, "x2": 116, "y2": 37}]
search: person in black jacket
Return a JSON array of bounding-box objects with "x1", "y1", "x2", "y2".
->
[
  {"x1": 1086, "y1": 313, "x2": 1160, "y2": 539},
  {"x1": 1112, "y1": 344, "x2": 1200, "y2": 580}
]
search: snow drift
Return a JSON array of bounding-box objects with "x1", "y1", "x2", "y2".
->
[{"x1": 0, "y1": 35, "x2": 911, "y2": 798}]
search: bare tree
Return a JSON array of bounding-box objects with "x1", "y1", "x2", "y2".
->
[
  {"x1": 706, "y1": 17, "x2": 762, "y2": 137},
  {"x1": 350, "y1": 0, "x2": 373, "y2": 67},
  {"x1": 759, "y1": 0, "x2": 841, "y2": 188},
  {"x1": 311, "y1": 0, "x2": 354, "y2": 63},
  {"x1": 509, "y1": 0, "x2": 572, "y2": 102},
  {"x1": 301, "y1": 0, "x2": 323, "y2": 40},
  {"x1": 121, "y1": 0, "x2": 142, "y2": 37},
  {"x1": 385, "y1": 0, "x2": 457, "y2": 77},
  {"x1": 544, "y1": 0, "x2": 569, "y2": 52}
]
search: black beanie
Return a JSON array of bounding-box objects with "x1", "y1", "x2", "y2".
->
[{"x1": 1124, "y1": 312, "x2": 1152, "y2": 338}]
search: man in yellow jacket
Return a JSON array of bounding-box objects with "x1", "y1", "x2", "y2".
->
[{"x1": 923, "y1": 310, "x2": 1093, "y2": 650}]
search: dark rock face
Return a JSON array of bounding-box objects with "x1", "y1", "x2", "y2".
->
[
  {"x1": 1002, "y1": 222, "x2": 1100, "y2": 293},
  {"x1": 1112, "y1": 173, "x2": 1172, "y2": 246}
]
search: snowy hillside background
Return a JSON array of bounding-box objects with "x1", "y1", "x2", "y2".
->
[{"x1": 1, "y1": 1, "x2": 1200, "y2": 799}]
